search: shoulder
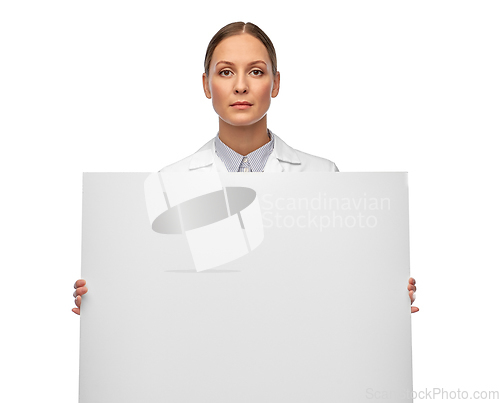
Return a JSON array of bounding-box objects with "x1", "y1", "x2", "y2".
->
[
  {"x1": 273, "y1": 132, "x2": 339, "y2": 172},
  {"x1": 158, "y1": 138, "x2": 214, "y2": 172},
  {"x1": 158, "y1": 154, "x2": 193, "y2": 173},
  {"x1": 294, "y1": 148, "x2": 339, "y2": 172},
  {"x1": 157, "y1": 130, "x2": 339, "y2": 173}
]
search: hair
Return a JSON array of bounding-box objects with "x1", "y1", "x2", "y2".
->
[{"x1": 204, "y1": 22, "x2": 277, "y2": 78}]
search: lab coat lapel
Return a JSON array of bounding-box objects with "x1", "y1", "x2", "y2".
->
[
  {"x1": 265, "y1": 132, "x2": 301, "y2": 172},
  {"x1": 263, "y1": 149, "x2": 284, "y2": 172},
  {"x1": 188, "y1": 139, "x2": 217, "y2": 172}
]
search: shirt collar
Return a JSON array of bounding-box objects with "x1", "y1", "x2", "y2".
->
[
  {"x1": 188, "y1": 129, "x2": 301, "y2": 171},
  {"x1": 214, "y1": 129, "x2": 275, "y2": 172}
]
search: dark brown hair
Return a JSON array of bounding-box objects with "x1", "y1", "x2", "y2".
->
[{"x1": 204, "y1": 22, "x2": 277, "y2": 78}]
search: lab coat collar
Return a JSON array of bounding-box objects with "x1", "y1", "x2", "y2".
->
[{"x1": 188, "y1": 129, "x2": 301, "y2": 172}]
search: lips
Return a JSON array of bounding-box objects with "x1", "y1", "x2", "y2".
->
[{"x1": 231, "y1": 101, "x2": 252, "y2": 106}]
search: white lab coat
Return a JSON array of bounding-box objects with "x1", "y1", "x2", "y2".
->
[{"x1": 159, "y1": 129, "x2": 339, "y2": 173}]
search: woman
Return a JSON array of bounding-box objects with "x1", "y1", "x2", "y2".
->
[{"x1": 73, "y1": 21, "x2": 418, "y2": 313}]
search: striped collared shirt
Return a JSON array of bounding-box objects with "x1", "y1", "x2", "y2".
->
[{"x1": 214, "y1": 129, "x2": 275, "y2": 172}]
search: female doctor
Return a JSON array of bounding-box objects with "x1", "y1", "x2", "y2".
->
[{"x1": 72, "y1": 21, "x2": 418, "y2": 313}]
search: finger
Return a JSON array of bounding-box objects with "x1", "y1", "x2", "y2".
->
[
  {"x1": 72, "y1": 307, "x2": 80, "y2": 315},
  {"x1": 411, "y1": 306, "x2": 419, "y2": 314},
  {"x1": 73, "y1": 286, "x2": 88, "y2": 298},
  {"x1": 410, "y1": 277, "x2": 416, "y2": 285},
  {"x1": 409, "y1": 290, "x2": 416, "y2": 304},
  {"x1": 407, "y1": 283, "x2": 416, "y2": 292},
  {"x1": 74, "y1": 279, "x2": 86, "y2": 289}
]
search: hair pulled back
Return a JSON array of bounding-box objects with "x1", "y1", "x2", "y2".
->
[{"x1": 204, "y1": 22, "x2": 277, "y2": 78}]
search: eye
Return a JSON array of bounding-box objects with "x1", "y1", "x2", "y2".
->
[
  {"x1": 219, "y1": 69, "x2": 233, "y2": 77},
  {"x1": 251, "y1": 70, "x2": 263, "y2": 76}
]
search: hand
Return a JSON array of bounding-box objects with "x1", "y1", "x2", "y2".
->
[
  {"x1": 408, "y1": 277, "x2": 419, "y2": 313},
  {"x1": 72, "y1": 278, "x2": 418, "y2": 314},
  {"x1": 72, "y1": 279, "x2": 88, "y2": 315}
]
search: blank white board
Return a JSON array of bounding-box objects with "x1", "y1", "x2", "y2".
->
[{"x1": 79, "y1": 172, "x2": 413, "y2": 402}]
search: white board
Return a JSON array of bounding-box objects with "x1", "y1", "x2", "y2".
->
[{"x1": 79, "y1": 172, "x2": 413, "y2": 402}]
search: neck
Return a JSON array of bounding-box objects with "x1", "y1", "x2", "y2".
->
[{"x1": 218, "y1": 116, "x2": 270, "y2": 156}]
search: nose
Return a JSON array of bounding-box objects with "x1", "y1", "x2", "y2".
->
[{"x1": 234, "y1": 75, "x2": 248, "y2": 94}]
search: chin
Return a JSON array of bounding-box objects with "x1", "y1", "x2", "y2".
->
[{"x1": 222, "y1": 116, "x2": 262, "y2": 127}]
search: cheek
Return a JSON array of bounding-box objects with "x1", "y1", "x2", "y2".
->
[
  {"x1": 255, "y1": 81, "x2": 274, "y2": 103},
  {"x1": 210, "y1": 80, "x2": 229, "y2": 103}
]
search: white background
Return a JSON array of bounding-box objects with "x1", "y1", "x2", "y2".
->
[{"x1": 1, "y1": 1, "x2": 498, "y2": 402}]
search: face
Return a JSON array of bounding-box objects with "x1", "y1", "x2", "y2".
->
[{"x1": 203, "y1": 33, "x2": 280, "y2": 127}]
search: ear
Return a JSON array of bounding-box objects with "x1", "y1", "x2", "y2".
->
[
  {"x1": 202, "y1": 73, "x2": 211, "y2": 99},
  {"x1": 271, "y1": 71, "x2": 280, "y2": 98}
]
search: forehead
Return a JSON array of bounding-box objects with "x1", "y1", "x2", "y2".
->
[{"x1": 212, "y1": 33, "x2": 270, "y2": 66}]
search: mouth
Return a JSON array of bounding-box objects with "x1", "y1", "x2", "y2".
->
[{"x1": 231, "y1": 102, "x2": 252, "y2": 110}]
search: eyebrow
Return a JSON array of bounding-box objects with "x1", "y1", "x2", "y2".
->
[{"x1": 215, "y1": 60, "x2": 267, "y2": 68}]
